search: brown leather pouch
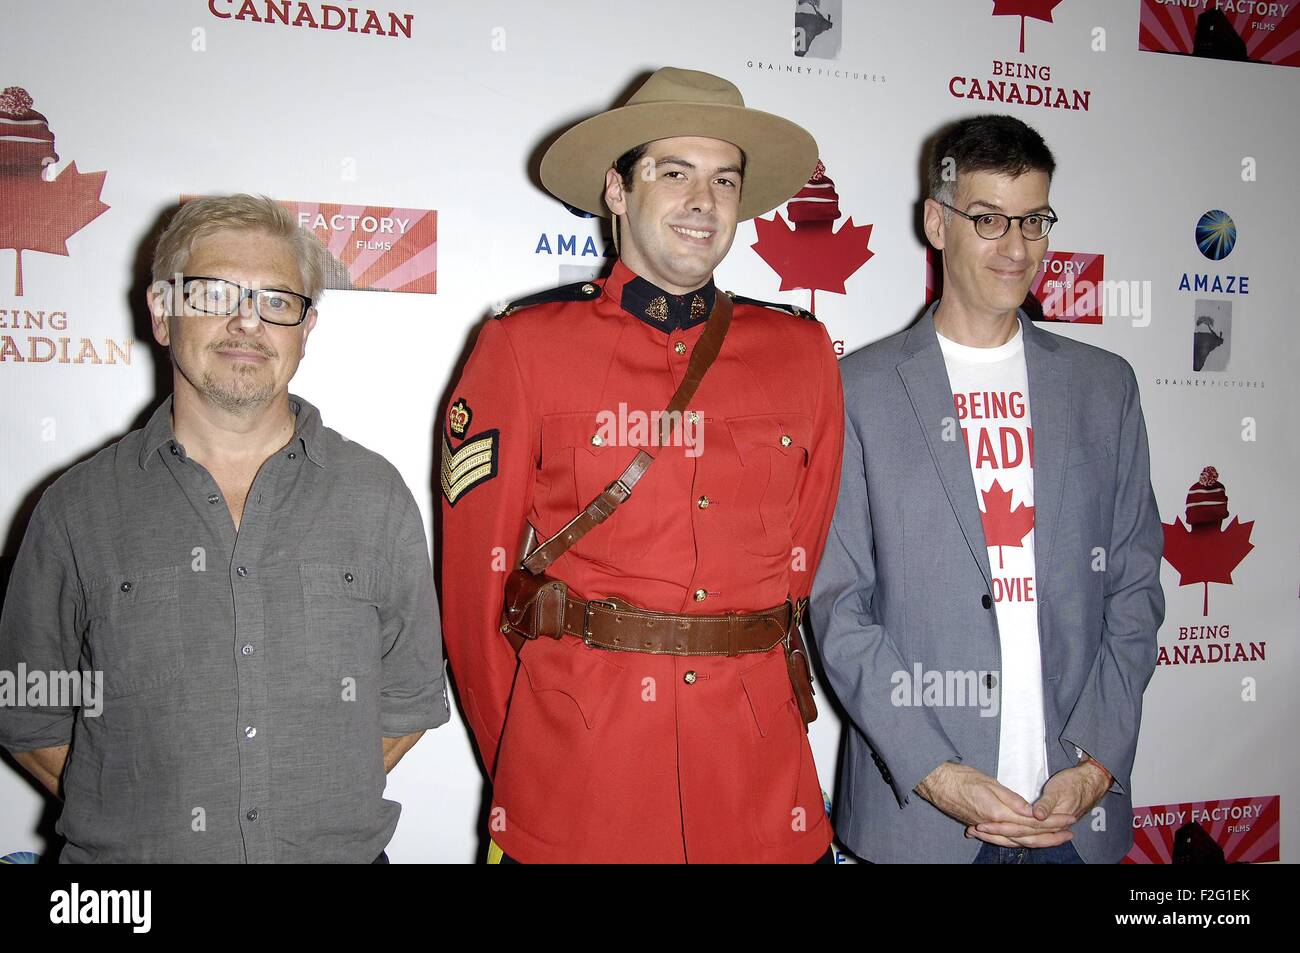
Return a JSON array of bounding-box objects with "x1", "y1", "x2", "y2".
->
[
  {"x1": 501, "y1": 568, "x2": 568, "y2": 649},
  {"x1": 783, "y1": 600, "x2": 818, "y2": 728},
  {"x1": 785, "y1": 643, "x2": 818, "y2": 728}
]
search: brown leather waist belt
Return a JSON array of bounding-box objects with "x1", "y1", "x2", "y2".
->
[{"x1": 513, "y1": 591, "x2": 793, "y2": 657}]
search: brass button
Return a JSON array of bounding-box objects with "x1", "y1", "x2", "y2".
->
[
  {"x1": 780, "y1": 434, "x2": 793, "y2": 447},
  {"x1": 683, "y1": 671, "x2": 697, "y2": 685},
  {"x1": 590, "y1": 434, "x2": 604, "y2": 446},
  {"x1": 581, "y1": 282, "x2": 597, "y2": 295},
  {"x1": 693, "y1": 588, "x2": 707, "y2": 602},
  {"x1": 687, "y1": 411, "x2": 700, "y2": 424},
  {"x1": 697, "y1": 496, "x2": 710, "y2": 509},
  {"x1": 674, "y1": 341, "x2": 687, "y2": 354}
]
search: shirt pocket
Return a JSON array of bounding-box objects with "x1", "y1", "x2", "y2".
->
[
  {"x1": 299, "y1": 563, "x2": 382, "y2": 683},
  {"x1": 724, "y1": 413, "x2": 813, "y2": 557},
  {"x1": 85, "y1": 566, "x2": 182, "y2": 700},
  {"x1": 536, "y1": 411, "x2": 642, "y2": 564}
]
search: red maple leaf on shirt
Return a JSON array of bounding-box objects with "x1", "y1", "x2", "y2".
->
[
  {"x1": 1162, "y1": 517, "x2": 1254, "y2": 616},
  {"x1": 980, "y1": 480, "x2": 1035, "y2": 569},
  {"x1": 751, "y1": 212, "x2": 873, "y2": 315},
  {"x1": 991, "y1": 0, "x2": 1064, "y2": 54},
  {"x1": 0, "y1": 162, "x2": 109, "y2": 295}
]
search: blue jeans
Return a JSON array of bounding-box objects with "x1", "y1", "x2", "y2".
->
[{"x1": 972, "y1": 841, "x2": 1084, "y2": 864}]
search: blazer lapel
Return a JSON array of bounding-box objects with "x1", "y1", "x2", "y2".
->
[
  {"x1": 1021, "y1": 315, "x2": 1070, "y2": 600},
  {"x1": 897, "y1": 307, "x2": 994, "y2": 591}
]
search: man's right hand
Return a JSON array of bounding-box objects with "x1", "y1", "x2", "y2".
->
[
  {"x1": 11, "y1": 744, "x2": 68, "y2": 799},
  {"x1": 915, "y1": 761, "x2": 1074, "y2": 847}
]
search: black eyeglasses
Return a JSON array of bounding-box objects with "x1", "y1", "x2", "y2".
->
[
  {"x1": 940, "y1": 203, "x2": 1058, "y2": 241},
  {"x1": 169, "y1": 276, "x2": 312, "y2": 326}
]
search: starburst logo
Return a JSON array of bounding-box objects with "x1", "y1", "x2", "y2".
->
[{"x1": 1195, "y1": 210, "x2": 1237, "y2": 261}]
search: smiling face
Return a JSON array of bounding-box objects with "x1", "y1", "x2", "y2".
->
[
  {"x1": 604, "y1": 136, "x2": 743, "y2": 294},
  {"x1": 147, "y1": 228, "x2": 317, "y2": 416},
  {"x1": 925, "y1": 168, "x2": 1052, "y2": 323}
]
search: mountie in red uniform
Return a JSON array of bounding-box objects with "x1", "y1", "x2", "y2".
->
[{"x1": 440, "y1": 259, "x2": 844, "y2": 863}]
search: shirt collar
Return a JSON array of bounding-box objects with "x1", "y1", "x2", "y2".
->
[
  {"x1": 608, "y1": 258, "x2": 716, "y2": 333},
  {"x1": 137, "y1": 392, "x2": 327, "y2": 470}
]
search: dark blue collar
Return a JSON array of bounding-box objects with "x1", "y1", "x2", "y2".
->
[{"x1": 618, "y1": 270, "x2": 716, "y2": 333}]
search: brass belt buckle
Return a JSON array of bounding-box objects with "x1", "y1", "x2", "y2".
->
[{"x1": 582, "y1": 599, "x2": 617, "y2": 646}]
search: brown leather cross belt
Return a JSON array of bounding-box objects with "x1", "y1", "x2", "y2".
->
[{"x1": 518, "y1": 592, "x2": 793, "y2": 656}]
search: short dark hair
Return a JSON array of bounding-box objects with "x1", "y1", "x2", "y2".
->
[
  {"x1": 927, "y1": 115, "x2": 1055, "y2": 205},
  {"x1": 611, "y1": 141, "x2": 748, "y2": 192},
  {"x1": 613, "y1": 143, "x2": 650, "y2": 191}
]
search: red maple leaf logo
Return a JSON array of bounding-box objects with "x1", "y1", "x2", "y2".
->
[
  {"x1": 1162, "y1": 517, "x2": 1254, "y2": 616},
  {"x1": 979, "y1": 479, "x2": 1035, "y2": 569},
  {"x1": 992, "y1": 0, "x2": 1065, "y2": 54},
  {"x1": 751, "y1": 213, "x2": 873, "y2": 314},
  {"x1": 0, "y1": 162, "x2": 109, "y2": 295}
]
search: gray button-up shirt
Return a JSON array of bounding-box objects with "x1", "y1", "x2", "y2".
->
[{"x1": 0, "y1": 394, "x2": 448, "y2": 862}]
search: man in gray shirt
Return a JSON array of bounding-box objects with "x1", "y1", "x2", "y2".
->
[{"x1": 0, "y1": 194, "x2": 448, "y2": 862}]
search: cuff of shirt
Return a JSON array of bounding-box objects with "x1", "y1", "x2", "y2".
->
[
  {"x1": 0, "y1": 710, "x2": 75, "y2": 753},
  {"x1": 381, "y1": 678, "x2": 451, "y2": 737}
]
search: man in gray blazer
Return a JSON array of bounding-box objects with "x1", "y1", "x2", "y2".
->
[{"x1": 810, "y1": 115, "x2": 1164, "y2": 864}]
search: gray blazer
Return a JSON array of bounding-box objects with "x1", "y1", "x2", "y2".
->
[{"x1": 810, "y1": 303, "x2": 1165, "y2": 863}]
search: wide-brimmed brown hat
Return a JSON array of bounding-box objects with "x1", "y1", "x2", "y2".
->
[{"x1": 540, "y1": 67, "x2": 818, "y2": 222}]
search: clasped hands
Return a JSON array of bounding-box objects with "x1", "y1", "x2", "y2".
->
[{"x1": 915, "y1": 760, "x2": 1111, "y2": 849}]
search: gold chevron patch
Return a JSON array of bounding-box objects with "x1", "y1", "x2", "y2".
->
[{"x1": 441, "y1": 428, "x2": 499, "y2": 506}]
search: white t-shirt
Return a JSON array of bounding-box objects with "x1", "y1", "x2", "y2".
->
[{"x1": 937, "y1": 323, "x2": 1048, "y2": 802}]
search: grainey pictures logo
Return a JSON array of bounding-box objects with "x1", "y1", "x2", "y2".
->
[
  {"x1": 1159, "y1": 465, "x2": 1262, "y2": 666},
  {"x1": 0, "y1": 86, "x2": 128, "y2": 368},
  {"x1": 1126, "y1": 795, "x2": 1280, "y2": 863},
  {"x1": 794, "y1": 0, "x2": 841, "y2": 59},
  {"x1": 745, "y1": 0, "x2": 886, "y2": 85},
  {"x1": 948, "y1": 0, "x2": 1093, "y2": 112}
]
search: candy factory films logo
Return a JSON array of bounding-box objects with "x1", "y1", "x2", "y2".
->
[
  {"x1": 1139, "y1": 1, "x2": 1300, "y2": 69},
  {"x1": 948, "y1": 0, "x2": 1093, "y2": 112},
  {"x1": 752, "y1": 159, "x2": 873, "y2": 315},
  {"x1": 1029, "y1": 250, "x2": 1104, "y2": 323},
  {"x1": 0, "y1": 87, "x2": 109, "y2": 297},
  {"x1": 207, "y1": 0, "x2": 416, "y2": 38},
  {"x1": 182, "y1": 197, "x2": 438, "y2": 294},
  {"x1": 1126, "y1": 795, "x2": 1280, "y2": 863},
  {"x1": 1195, "y1": 209, "x2": 1237, "y2": 261}
]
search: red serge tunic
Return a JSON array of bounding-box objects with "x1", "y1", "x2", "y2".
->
[{"x1": 440, "y1": 259, "x2": 844, "y2": 862}]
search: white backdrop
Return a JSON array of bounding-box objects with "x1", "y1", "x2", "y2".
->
[{"x1": 1, "y1": 0, "x2": 1296, "y2": 863}]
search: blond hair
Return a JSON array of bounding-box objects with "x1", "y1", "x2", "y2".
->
[{"x1": 151, "y1": 194, "x2": 327, "y2": 302}]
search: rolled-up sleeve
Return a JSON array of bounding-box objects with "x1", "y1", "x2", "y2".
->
[
  {"x1": 377, "y1": 482, "x2": 449, "y2": 738},
  {"x1": 0, "y1": 499, "x2": 85, "y2": 752}
]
